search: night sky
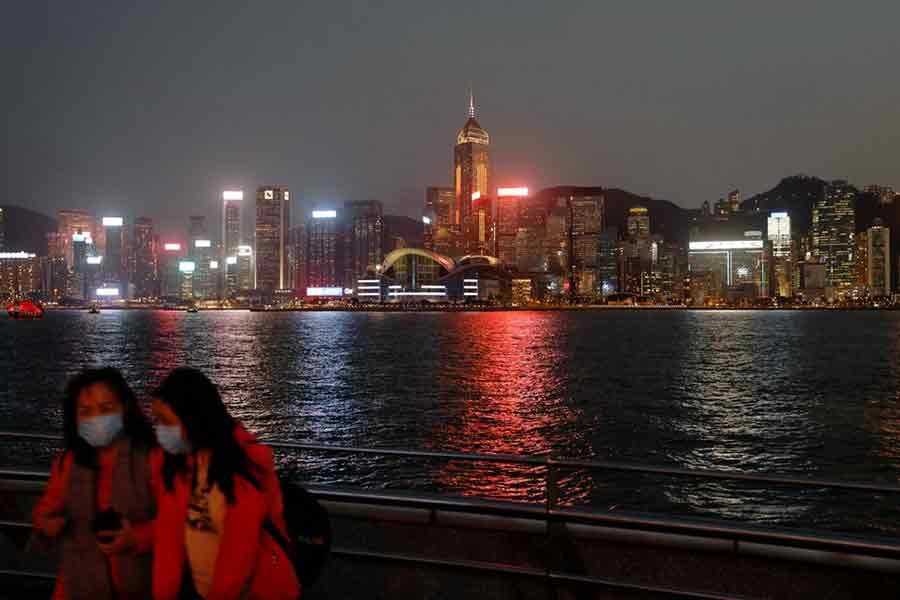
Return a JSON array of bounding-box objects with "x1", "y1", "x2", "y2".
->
[{"x1": 3, "y1": 2, "x2": 899, "y2": 237}]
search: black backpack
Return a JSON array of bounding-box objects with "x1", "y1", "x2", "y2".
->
[{"x1": 264, "y1": 476, "x2": 332, "y2": 588}]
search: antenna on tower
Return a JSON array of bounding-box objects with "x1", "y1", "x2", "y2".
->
[{"x1": 468, "y1": 83, "x2": 475, "y2": 119}]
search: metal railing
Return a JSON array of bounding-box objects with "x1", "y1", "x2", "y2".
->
[{"x1": 2, "y1": 429, "x2": 900, "y2": 598}]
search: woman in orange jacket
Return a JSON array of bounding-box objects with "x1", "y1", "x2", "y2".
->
[
  {"x1": 32, "y1": 367, "x2": 158, "y2": 600},
  {"x1": 149, "y1": 367, "x2": 300, "y2": 600}
]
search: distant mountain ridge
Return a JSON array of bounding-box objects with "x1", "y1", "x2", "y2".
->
[{"x1": 1, "y1": 205, "x2": 56, "y2": 255}]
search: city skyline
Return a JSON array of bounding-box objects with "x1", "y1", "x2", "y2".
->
[{"x1": 4, "y1": 3, "x2": 900, "y2": 237}]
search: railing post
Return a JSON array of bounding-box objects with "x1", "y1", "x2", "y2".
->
[{"x1": 546, "y1": 458, "x2": 557, "y2": 514}]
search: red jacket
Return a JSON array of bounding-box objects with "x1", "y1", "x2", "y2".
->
[{"x1": 151, "y1": 427, "x2": 300, "y2": 600}]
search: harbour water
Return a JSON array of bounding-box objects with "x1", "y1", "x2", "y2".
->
[{"x1": 2, "y1": 309, "x2": 899, "y2": 534}]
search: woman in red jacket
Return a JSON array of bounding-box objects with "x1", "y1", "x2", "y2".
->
[
  {"x1": 149, "y1": 367, "x2": 300, "y2": 600},
  {"x1": 32, "y1": 367, "x2": 158, "y2": 600}
]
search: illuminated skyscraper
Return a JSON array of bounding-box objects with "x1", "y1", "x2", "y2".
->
[
  {"x1": 867, "y1": 219, "x2": 890, "y2": 296},
  {"x1": 812, "y1": 180, "x2": 856, "y2": 295},
  {"x1": 496, "y1": 187, "x2": 528, "y2": 269},
  {"x1": 454, "y1": 90, "x2": 490, "y2": 254},
  {"x1": 102, "y1": 217, "x2": 125, "y2": 292},
  {"x1": 424, "y1": 187, "x2": 457, "y2": 256},
  {"x1": 288, "y1": 225, "x2": 306, "y2": 293},
  {"x1": 255, "y1": 186, "x2": 291, "y2": 292},
  {"x1": 344, "y1": 200, "x2": 383, "y2": 284},
  {"x1": 306, "y1": 209, "x2": 341, "y2": 290},
  {"x1": 627, "y1": 207, "x2": 650, "y2": 238},
  {"x1": 767, "y1": 212, "x2": 792, "y2": 297},
  {"x1": 132, "y1": 217, "x2": 157, "y2": 298},
  {"x1": 570, "y1": 194, "x2": 604, "y2": 296},
  {"x1": 470, "y1": 193, "x2": 493, "y2": 256},
  {"x1": 222, "y1": 190, "x2": 243, "y2": 295}
]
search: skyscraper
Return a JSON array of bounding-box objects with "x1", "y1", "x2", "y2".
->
[
  {"x1": 307, "y1": 208, "x2": 341, "y2": 290},
  {"x1": 767, "y1": 211, "x2": 792, "y2": 297},
  {"x1": 496, "y1": 187, "x2": 527, "y2": 269},
  {"x1": 0, "y1": 207, "x2": 5, "y2": 251},
  {"x1": 812, "y1": 180, "x2": 856, "y2": 296},
  {"x1": 288, "y1": 224, "x2": 306, "y2": 293},
  {"x1": 344, "y1": 200, "x2": 383, "y2": 285},
  {"x1": 255, "y1": 186, "x2": 291, "y2": 292},
  {"x1": 424, "y1": 187, "x2": 457, "y2": 256},
  {"x1": 102, "y1": 217, "x2": 125, "y2": 292},
  {"x1": 454, "y1": 90, "x2": 490, "y2": 254},
  {"x1": 222, "y1": 190, "x2": 243, "y2": 295},
  {"x1": 570, "y1": 194, "x2": 604, "y2": 296},
  {"x1": 132, "y1": 217, "x2": 157, "y2": 298},
  {"x1": 867, "y1": 219, "x2": 890, "y2": 296},
  {"x1": 627, "y1": 207, "x2": 650, "y2": 238}
]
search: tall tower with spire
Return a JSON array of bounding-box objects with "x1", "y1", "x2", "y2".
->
[{"x1": 454, "y1": 88, "x2": 491, "y2": 255}]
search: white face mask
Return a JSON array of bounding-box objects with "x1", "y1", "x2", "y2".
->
[
  {"x1": 155, "y1": 424, "x2": 192, "y2": 454},
  {"x1": 78, "y1": 413, "x2": 124, "y2": 447}
]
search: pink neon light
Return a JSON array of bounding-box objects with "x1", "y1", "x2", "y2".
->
[{"x1": 497, "y1": 187, "x2": 529, "y2": 197}]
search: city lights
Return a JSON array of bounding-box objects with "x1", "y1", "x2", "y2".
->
[
  {"x1": 688, "y1": 241, "x2": 764, "y2": 251},
  {"x1": 163, "y1": 243, "x2": 182, "y2": 252},
  {"x1": 0, "y1": 252, "x2": 36, "y2": 259},
  {"x1": 312, "y1": 210, "x2": 337, "y2": 219},
  {"x1": 471, "y1": 191, "x2": 481, "y2": 201},
  {"x1": 96, "y1": 287, "x2": 119, "y2": 297},
  {"x1": 307, "y1": 287, "x2": 343, "y2": 296},
  {"x1": 226, "y1": 256, "x2": 238, "y2": 265},
  {"x1": 497, "y1": 187, "x2": 529, "y2": 197},
  {"x1": 194, "y1": 239, "x2": 212, "y2": 248},
  {"x1": 223, "y1": 190, "x2": 243, "y2": 201},
  {"x1": 102, "y1": 217, "x2": 124, "y2": 227},
  {"x1": 237, "y1": 245, "x2": 252, "y2": 256},
  {"x1": 422, "y1": 216, "x2": 432, "y2": 225},
  {"x1": 178, "y1": 261, "x2": 196, "y2": 273},
  {"x1": 209, "y1": 260, "x2": 219, "y2": 269},
  {"x1": 86, "y1": 256, "x2": 103, "y2": 265}
]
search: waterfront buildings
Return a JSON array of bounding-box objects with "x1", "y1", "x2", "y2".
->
[
  {"x1": 495, "y1": 187, "x2": 527, "y2": 270},
  {"x1": 102, "y1": 216, "x2": 125, "y2": 295},
  {"x1": 222, "y1": 190, "x2": 243, "y2": 295},
  {"x1": 344, "y1": 200, "x2": 383, "y2": 286},
  {"x1": 132, "y1": 217, "x2": 157, "y2": 298},
  {"x1": 812, "y1": 180, "x2": 856, "y2": 296},
  {"x1": 0, "y1": 252, "x2": 41, "y2": 299},
  {"x1": 306, "y1": 208, "x2": 341, "y2": 290},
  {"x1": 57, "y1": 209, "x2": 96, "y2": 268},
  {"x1": 424, "y1": 187, "x2": 457, "y2": 256},
  {"x1": 867, "y1": 219, "x2": 891, "y2": 296},
  {"x1": 255, "y1": 186, "x2": 291, "y2": 293},
  {"x1": 767, "y1": 211, "x2": 792, "y2": 297},
  {"x1": 454, "y1": 91, "x2": 491, "y2": 254}
]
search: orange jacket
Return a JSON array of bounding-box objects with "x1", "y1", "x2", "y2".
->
[{"x1": 151, "y1": 426, "x2": 300, "y2": 600}]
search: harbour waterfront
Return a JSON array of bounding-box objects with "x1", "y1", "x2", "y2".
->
[{"x1": 2, "y1": 309, "x2": 900, "y2": 534}]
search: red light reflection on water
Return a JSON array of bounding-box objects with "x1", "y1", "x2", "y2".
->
[
  {"x1": 148, "y1": 311, "x2": 186, "y2": 378},
  {"x1": 428, "y1": 312, "x2": 583, "y2": 503}
]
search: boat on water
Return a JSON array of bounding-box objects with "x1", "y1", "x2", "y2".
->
[
  {"x1": 88, "y1": 305, "x2": 101, "y2": 314},
  {"x1": 7, "y1": 300, "x2": 45, "y2": 319},
  {"x1": 186, "y1": 306, "x2": 199, "y2": 313}
]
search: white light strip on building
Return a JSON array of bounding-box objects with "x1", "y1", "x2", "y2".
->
[
  {"x1": 463, "y1": 279, "x2": 479, "y2": 283},
  {"x1": 689, "y1": 240, "x2": 763, "y2": 251},
  {"x1": 357, "y1": 279, "x2": 380, "y2": 283},
  {"x1": 388, "y1": 285, "x2": 402, "y2": 289},
  {"x1": 420, "y1": 285, "x2": 446, "y2": 289},
  {"x1": 86, "y1": 256, "x2": 103, "y2": 265},
  {"x1": 223, "y1": 190, "x2": 243, "y2": 201},
  {"x1": 357, "y1": 286, "x2": 381, "y2": 290},
  {"x1": 464, "y1": 292, "x2": 478, "y2": 296},
  {"x1": 0, "y1": 252, "x2": 37, "y2": 259},
  {"x1": 388, "y1": 292, "x2": 446, "y2": 297},
  {"x1": 102, "y1": 217, "x2": 124, "y2": 227},
  {"x1": 312, "y1": 210, "x2": 337, "y2": 219}
]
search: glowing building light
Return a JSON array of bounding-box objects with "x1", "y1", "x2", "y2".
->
[
  {"x1": 237, "y1": 245, "x2": 252, "y2": 256},
  {"x1": 471, "y1": 191, "x2": 481, "y2": 201},
  {"x1": 226, "y1": 256, "x2": 238, "y2": 265},
  {"x1": 194, "y1": 239, "x2": 212, "y2": 248},
  {"x1": 357, "y1": 292, "x2": 381, "y2": 297},
  {"x1": 357, "y1": 279, "x2": 380, "y2": 284},
  {"x1": 179, "y1": 261, "x2": 196, "y2": 273},
  {"x1": 422, "y1": 216, "x2": 432, "y2": 225},
  {"x1": 86, "y1": 256, "x2": 103, "y2": 265},
  {"x1": 96, "y1": 287, "x2": 119, "y2": 297},
  {"x1": 223, "y1": 190, "x2": 243, "y2": 201},
  {"x1": 463, "y1": 279, "x2": 479, "y2": 283},
  {"x1": 0, "y1": 252, "x2": 36, "y2": 259},
  {"x1": 209, "y1": 260, "x2": 219, "y2": 269},
  {"x1": 420, "y1": 285, "x2": 446, "y2": 289},
  {"x1": 312, "y1": 210, "x2": 337, "y2": 219},
  {"x1": 497, "y1": 187, "x2": 529, "y2": 197},
  {"x1": 164, "y1": 243, "x2": 182, "y2": 252},
  {"x1": 688, "y1": 240, "x2": 764, "y2": 251},
  {"x1": 357, "y1": 286, "x2": 381, "y2": 291},
  {"x1": 388, "y1": 291, "x2": 447, "y2": 297},
  {"x1": 306, "y1": 287, "x2": 343, "y2": 297},
  {"x1": 102, "y1": 217, "x2": 124, "y2": 227},
  {"x1": 72, "y1": 233, "x2": 90, "y2": 243}
]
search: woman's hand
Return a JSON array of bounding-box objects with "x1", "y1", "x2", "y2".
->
[
  {"x1": 34, "y1": 514, "x2": 66, "y2": 538},
  {"x1": 97, "y1": 518, "x2": 136, "y2": 555}
]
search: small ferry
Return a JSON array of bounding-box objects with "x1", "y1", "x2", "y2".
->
[
  {"x1": 186, "y1": 305, "x2": 199, "y2": 313},
  {"x1": 88, "y1": 305, "x2": 101, "y2": 314},
  {"x1": 7, "y1": 300, "x2": 45, "y2": 319}
]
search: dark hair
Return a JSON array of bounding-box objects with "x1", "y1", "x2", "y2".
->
[
  {"x1": 63, "y1": 367, "x2": 155, "y2": 468},
  {"x1": 153, "y1": 367, "x2": 260, "y2": 502}
]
